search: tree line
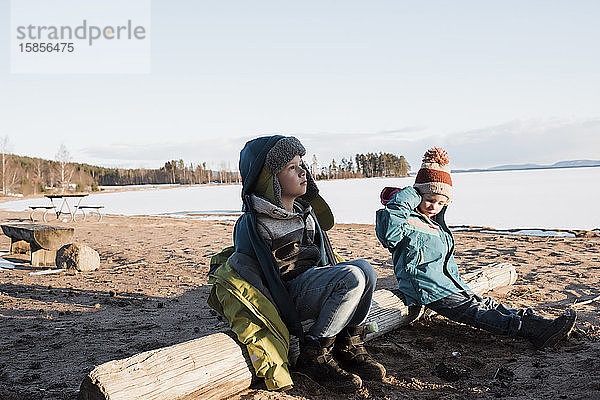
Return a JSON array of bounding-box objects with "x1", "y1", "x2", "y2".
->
[
  {"x1": 0, "y1": 139, "x2": 410, "y2": 196},
  {"x1": 0, "y1": 139, "x2": 242, "y2": 195},
  {"x1": 312, "y1": 152, "x2": 411, "y2": 180},
  {"x1": 93, "y1": 160, "x2": 240, "y2": 186},
  {"x1": 0, "y1": 154, "x2": 241, "y2": 195}
]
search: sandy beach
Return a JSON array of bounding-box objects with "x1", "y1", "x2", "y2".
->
[{"x1": 0, "y1": 210, "x2": 599, "y2": 399}]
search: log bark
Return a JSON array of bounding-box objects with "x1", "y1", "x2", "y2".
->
[{"x1": 79, "y1": 262, "x2": 517, "y2": 400}]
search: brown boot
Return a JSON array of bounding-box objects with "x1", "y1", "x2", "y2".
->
[
  {"x1": 333, "y1": 325, "x2": 386, "y2": 381},
  {"x1": 295, "y1": 336, "x2": 362, "y2": 392}
]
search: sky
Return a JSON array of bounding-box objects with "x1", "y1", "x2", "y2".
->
[{"x1": 0, "y1": 0, "x2": 599, "y2": 171}]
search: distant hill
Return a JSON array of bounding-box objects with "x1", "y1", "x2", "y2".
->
[
  {"x1": 551, "y1": 160, "x2": 600, "y2": 168},
  {"x1": 452, "y1": 160, "x2": 600, "y2": 173}
]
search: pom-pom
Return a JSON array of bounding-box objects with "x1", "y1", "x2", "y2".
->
[{"x1": 422, "y1": 147, "x2": 450, "y2": 166}]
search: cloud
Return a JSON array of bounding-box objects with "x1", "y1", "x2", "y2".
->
[
  {"x1": 80, "y1": 118, "x2": 600, "y2": 170},
  {"x1": 443, "y1": 118, "x2": 600, "y2": 168},
  {"x1": 81, "y1": 135, "x2": 251, "y2": 169},
  {"x1": 299, "y1": 118, "x2": 600, "y2": 170},
  {"x1": 375, "y1": 127, "x2": 427, "y2": 136}
]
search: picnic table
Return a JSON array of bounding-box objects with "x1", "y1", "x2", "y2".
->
[
  {"x1": 1, "y1": 223, "x2": 74, "y2": 266},
  {"x1": 29, "y1": 194, "x2": 104, "y2": 222},
  {"x1": 45, "y1": 194, "x2": 88, "y2": 221}
]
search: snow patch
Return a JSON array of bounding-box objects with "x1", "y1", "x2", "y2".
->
[
  {"x1": 0, "y1": 167, "x2": 598, "y2": 232},
  {"x1": 480, "y1": 229, "x2": 575, "y2": 238}
]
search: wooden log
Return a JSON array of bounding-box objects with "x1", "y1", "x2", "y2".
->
[
  {"x1": 364, "y1": 262, "x2": 517, "y2": 342},
  {"x1": 79, "y1": 262, "x2": 516, "y2": 400},
  {"x1": 291, "y1": 261, "x2": 518, "y2": 356},
  {"x1": 79, "y1": 332, "x2": 253, "y2": 400},
  {"x1": 1, "y1": 223, "x2": 74, "y2": 267}
]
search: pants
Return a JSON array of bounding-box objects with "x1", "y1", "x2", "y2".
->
[
  {"x1": 427, "y1": 291, "x2": 522, "y2": 336},
  {"x1": 285, "y1": 259, "x2": 377, "y2": 339}
]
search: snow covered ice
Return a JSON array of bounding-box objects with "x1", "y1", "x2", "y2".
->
[{"x1": 1, "y1": 167, "x2": 598, "y2": 232}]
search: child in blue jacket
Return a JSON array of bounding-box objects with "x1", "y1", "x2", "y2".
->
[
  {"x1": 375, "y1": 147, "x2": 576, "y2": 348},
  {"x1": 233, "y1": 136, "x2": 385, "y2": 392}
]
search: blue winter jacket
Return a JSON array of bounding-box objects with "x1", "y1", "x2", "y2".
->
[
  {"x1": 375, "y1": 186, "x2": 470, "y2": 306},
  {"x1": 234, "y1": 135, "x2": 336, "y2": 337}
]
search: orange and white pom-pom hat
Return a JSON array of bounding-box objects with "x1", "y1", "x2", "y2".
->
[{"x1": 413, "y1": 147, "x2": 453, "y2": 201}]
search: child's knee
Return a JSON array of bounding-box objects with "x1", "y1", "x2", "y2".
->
[
  {"x1": 341, "y1": 265, "x2": 367, "y2": 292},
  {"x1": 349, "y1": 259, "x2": 378, "y2": 286}
]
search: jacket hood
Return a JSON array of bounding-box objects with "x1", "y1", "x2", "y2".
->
[
  {"x1": 239, "y1": 135, "x2": 285, "y2": 199},
  {"x1": 239, "y1": 135, "x2": 335, "y2": 231}
]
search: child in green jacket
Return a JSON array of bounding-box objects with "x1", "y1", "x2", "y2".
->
[{"x1": 375, "y1": 147, "x2": 576, "y2": 348}]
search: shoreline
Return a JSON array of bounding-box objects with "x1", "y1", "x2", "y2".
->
[{"x1": 1, "y1": 207, "x2": 598, "y2": 239}]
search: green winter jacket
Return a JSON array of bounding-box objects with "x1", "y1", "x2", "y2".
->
[
  {"x1": 207, "y1": 247, "x2": 293, "y2": 390},
  {"x1": 375, "y1": 186, "x2": 470, "y2": 306}
]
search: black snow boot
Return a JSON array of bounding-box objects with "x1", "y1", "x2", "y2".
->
[
  {"x1": 333, "y1": 325, "x2": 386, "y2": 381},
  {"x1": 518, "y1": 308, "x2": 577, "y2": 349},
  {"x1": 295, "y1": 336, "x2": 362, "y2": 392}
]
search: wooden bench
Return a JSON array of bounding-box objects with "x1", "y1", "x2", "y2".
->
[
  {"x1": 29, "y1": 206, "x2": 56, "y2": 223},
  {"x1": 1, "y1": 223, "x2": 74, "y2": 266},
  {"x1": 75, "y1": 206, "x2": 104, "y2": 222}
]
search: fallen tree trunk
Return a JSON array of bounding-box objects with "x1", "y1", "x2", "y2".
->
[
  {"x1": 79, "y1": 332, "x2": 253, "y2": 400},
  {"x1": 79, "y1": 262, "x2": 517, "y2": 400}
]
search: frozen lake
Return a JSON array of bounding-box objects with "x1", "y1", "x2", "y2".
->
[{"x1": 1, "y1": 167, "x2": 599, "y2": 231}]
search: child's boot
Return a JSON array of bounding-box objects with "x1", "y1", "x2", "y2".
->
[
  {"x1": 333, "y1": 325, "x2": 386, "y2": 381},
  {"x1": 518, "y1": 308, "x2": 577, "y2": 348},
  {"x1": 295, "y1": 336, "x2": 362, "y2": 392}
]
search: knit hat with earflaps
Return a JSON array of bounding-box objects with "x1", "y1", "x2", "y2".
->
[
  {"x1": 413, "y1": 147, "x2": 453, "y2": 201},
  {"x1": 254, "y1": 136, "x2": 334, "y2": 230},
  {"x1": 265, "y1": 136, "x2": 306, "y2": 176},
  {"x1": 264, "y1": 137, "x2": 308, "y2": 208}
]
